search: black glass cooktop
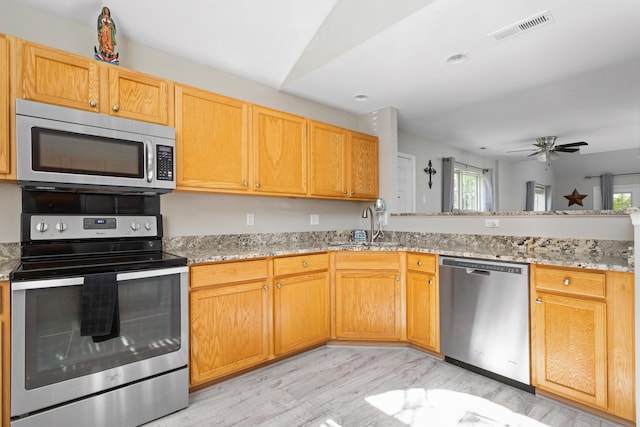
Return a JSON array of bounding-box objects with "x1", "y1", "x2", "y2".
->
[{"x1": 11, "y1": 251, "x2": 187, "y2": 281}]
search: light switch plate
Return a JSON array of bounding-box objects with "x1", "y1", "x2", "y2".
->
[
  {"x1": 246, "y1": 213, "x2": 255, "y2": 226},
  {"x1": 310, "y1": 214, "x2": 319, "y2": 225}
]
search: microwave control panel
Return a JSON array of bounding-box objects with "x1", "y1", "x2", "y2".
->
[{"x1": 156, "y1": 145, "x2": 174, "y2": 181}]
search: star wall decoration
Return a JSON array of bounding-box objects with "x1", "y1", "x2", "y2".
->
[{"x1": 564, "y1": 188, "x2": 587, "y2": 207}]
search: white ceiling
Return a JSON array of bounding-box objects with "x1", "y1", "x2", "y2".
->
[{"x1": 16, "y1": 0, "x2": 640, "y2": 159}]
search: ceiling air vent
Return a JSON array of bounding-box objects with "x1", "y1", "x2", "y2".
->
[{"x1": 488, "y1": 11, "x2": 554, "y2": 42}]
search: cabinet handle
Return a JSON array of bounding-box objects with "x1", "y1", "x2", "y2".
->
[
  {"x1": 536, "y1": 297, "x2": 542, "y2": 304},
  {"x1": 242, "y1": 181, "x2": 248, "y2": 187},
  {"x1": 417, "y1": 260, "x2": 423, "y2": 266},
  {"x1": 112, "y1": 105, "x2": 119, "y2": 112},
  {"x1": 563, "y1": 278, "x2": 570, "y2": 286},
  {"x1": 89, "y1": 100, "x2": 97, "y2": 107},
  {"x1": 302, "y1": 261, "x2": 308, "y2": 267},
  {"x1": 428, "y1": 279, "x2": 433, "y2": 285},
  {"x1": 276, "y1": 283, "x2": 282, "y2": 289},
  {"x1": 255, "y1": 183, "x2": 261, "y2": 188},
  {"x1": 263, "y1": 285, "x2": 269, "y2": 291}
]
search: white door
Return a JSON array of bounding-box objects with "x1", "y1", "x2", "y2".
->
[{"x1": 397, "y1": 153, "x2": 416, "y2": 212}]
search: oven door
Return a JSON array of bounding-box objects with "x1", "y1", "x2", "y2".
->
[{"x1": 11, "y1": 266, "x2": 188, "y2": 418}]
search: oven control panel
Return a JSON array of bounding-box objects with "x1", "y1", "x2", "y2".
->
[{"x1": 29, "y1": 215, "x2": 159, "y2": 240}]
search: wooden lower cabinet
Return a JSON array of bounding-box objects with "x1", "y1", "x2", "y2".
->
[
  {"x1": 189, "y1": 261, "x2": 271, "y2": 387},
  {"x1": 334, "y1": 252, "x2": 404, "y2": 340},
  {"x1": 1, "y1": 280, "x2": 9, "y2": 427},
  {"x1": 273, "y1": 271, "x2": 330, "y2": 356},
  {"x1": 530, "y1": 264, "x2": 635, "y2": 422},
  {"x1": 406, "y1": 253, "x2": 439, "y2": 351}
]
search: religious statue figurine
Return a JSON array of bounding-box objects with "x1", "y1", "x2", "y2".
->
[{"x1": 94, "y1": 6, "x2": 119, "y2": 65}]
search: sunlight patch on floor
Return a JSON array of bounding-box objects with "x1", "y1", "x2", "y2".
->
[{"x1": 365, "y1": 388, "x2": 549, "y2": 426}]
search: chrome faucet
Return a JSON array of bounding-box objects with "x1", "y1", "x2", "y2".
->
[{"x1": 361, "y1": 206, "x2": 379, "y2": 243}]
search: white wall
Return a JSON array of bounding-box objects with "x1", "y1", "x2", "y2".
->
[
  {"x1": 398, "y1": 130, "x2": 498, "y2": 212},
  {"x1": 498, "y1": 159, "x2": 554, "y2": 211}
]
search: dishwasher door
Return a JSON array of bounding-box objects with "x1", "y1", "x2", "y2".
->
[{"x1": 439, "y1": 256, "x2": 531, "y2": 387}]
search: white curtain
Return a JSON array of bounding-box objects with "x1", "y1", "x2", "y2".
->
[
  {"x1": 601, "y1": 172, "x2": 614, "y2": 210},
  {"x1": 442, "y1": 157, "x2": 455, "y2": 212},
  {"x1": 482, "y1": 168, "x2": 494, "y2": 211}
]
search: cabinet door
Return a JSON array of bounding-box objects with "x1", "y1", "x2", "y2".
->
[
  {"x1": 406, "y1": 271, "x2": 439, "y2": 351},
  {"x1": 190, "y1": 281, "x2": 271, "y2": 386},
  {"x1": 308, "y1": 120, "x2": 348, "y2": 198},
  {"x1": 107, "y1": 67, "x2": 171, "y2": 125},
  {"x1": 175, "y1": 85, "x2": 250, "y2": 192},
  {"x1": 348, "y1": 131, "x2": 378, "y2": 200},
  {"x1": 252, "y1": 106, "x2": 307, "y2": 195},
  {"x1": 274, "y1": 272, "x2": 330, "y2": 355},
  {"x1": 335, "y1": 271, "x2": 401, "y2": 340},
  {"x1": 21, "y1": 41, "x2": 100, "y2": 112},
  {"x1": 0, "y1": 35, "x2": 9, "y2": 175},
  {"x1": 531, "y1": 292, "x2": 607, "y2": 409}
]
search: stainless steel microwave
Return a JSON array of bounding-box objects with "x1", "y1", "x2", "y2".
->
[{"x1": 16, "y1": 99, "x2": 176, "y2": 194}]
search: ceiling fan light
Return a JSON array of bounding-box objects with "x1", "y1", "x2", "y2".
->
[
  {"x1": 536, "y1": 151, "x2": 548, "y2": 162},
  {"x1": 549, "y1": 151, "x2": 559, "y2": 160}
]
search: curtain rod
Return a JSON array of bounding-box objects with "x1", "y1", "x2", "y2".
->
[
  {"x1": 453, "y1": 160, "x2": 489, "y2": 173},
  {"x1": 584, "y1": 172, "x2": 640, "y2": 179}
]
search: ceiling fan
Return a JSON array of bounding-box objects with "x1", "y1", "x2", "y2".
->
[{"x1": 508, "y1": 136, "x2": 588, "y2": 162}]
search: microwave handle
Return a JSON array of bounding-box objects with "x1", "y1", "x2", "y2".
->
[{"x1": 145, "y1": 140, "x2": 154, "y2": 183}]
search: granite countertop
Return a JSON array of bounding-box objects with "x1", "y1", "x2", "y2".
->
[
  {"x1": 0, "y1": 258, "x2": 20, "y2": 282},
  {"x1": 167, "y1": 240, "x2": 633, "y2": 273}
]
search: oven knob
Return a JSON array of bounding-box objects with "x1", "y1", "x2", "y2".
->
[
  {"x1": 144, "y1": 222, "x2": 152, "y2": 231},
  {"x1": 55, "y1": 221, "x2": 67, "y2": 232},
  {"x1": 35, "y1": 221, "x2": 49, "y2": 233},
  {"x1": 130, "y1": 222, "x2": 141, "y2": 231}
]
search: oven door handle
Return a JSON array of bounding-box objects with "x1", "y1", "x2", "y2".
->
[
  {"x1": 12, "y1": 266, "x2": 188, "y2": 291},
  {"x1": 12, "y1": 276, "x2": 85, "y2": 291}
]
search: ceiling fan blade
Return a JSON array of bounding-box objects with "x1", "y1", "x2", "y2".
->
[
  {"x1": 507, "y1": 148, "x2": 538, "y2": 153},
  {"x1": 557, "y1": 141, "x2": 588, "y2": 148},
  {"x1": 526, "y1": 151, "x2": 540, "y2": 157},
  {"x1": 554, "y1": 147, "x2": 580, "y2": 153}
]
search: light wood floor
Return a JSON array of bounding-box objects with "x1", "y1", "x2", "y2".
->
[{"x1": 145, "y1": 346, "x2": 625, "y2": 427}]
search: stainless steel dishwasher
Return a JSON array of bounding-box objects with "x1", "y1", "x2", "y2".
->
[{"x1": 439, "y1": 256, "x2": 532, "y2": 391}]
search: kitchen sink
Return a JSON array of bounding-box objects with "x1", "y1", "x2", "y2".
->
[{"x1": 328, "y1": 241, "x2": 401, "y2": 248}]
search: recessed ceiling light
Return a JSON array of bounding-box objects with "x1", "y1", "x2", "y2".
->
[
  {"x1": 446, "y1": 53, "x2": 468, "y2": 65},
  {"x1": 353, "y1": 94, "x2": 369, "y2": 102}
]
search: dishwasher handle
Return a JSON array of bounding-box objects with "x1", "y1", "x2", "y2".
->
[{"x1": 466, "y1": 268, "x2": 490, "y2": 276}]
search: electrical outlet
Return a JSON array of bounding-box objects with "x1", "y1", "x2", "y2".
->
[
  {"x1": 484, "y1": 218, "x2": 500, "y2": 228},
  {"x1": 310, "y1": 214, "x2": 319, "y2": 225},
  {"x1": 378, "y1": 212, "x2": 388, "y2": 226},
  {"x1": 246, "y1": 213, "x2": 255, "y2": 226}
]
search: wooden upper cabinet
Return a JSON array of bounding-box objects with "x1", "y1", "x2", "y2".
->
[
  {"x1": 106, "y1": 67, "x2": 172, "y2": 125},
  {"x1": 21, "y1": 41, "x2": 100, "y2": 112},
  {"x1": 348, "y1": 131, "x2": 379, "y2": 200},
  {"x1": 0, "y1": 35, "x2": 10, "y2": 176},
  {"x1": 308, "y1": 120, "x2": 348, "y2": 198},
  {"x1": 175, "y1": 84, "x2": 250, "y2": 192},
  {"x1": 19, "y1": 40, "x2": 172, "y2": 125},
  {"x1": 252, "y1": 106, "x2": 307, "y2": 196}
]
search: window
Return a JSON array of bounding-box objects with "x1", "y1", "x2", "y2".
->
[
  {"x1": 534, "y1": 185, "x2": 547, "y2": 211},
  {"x1": 453, "y1": 168, "x2": 481, "y2": 211},
  {"x1": 613, "y1": 192, "x2": 632, "y2": 210}
]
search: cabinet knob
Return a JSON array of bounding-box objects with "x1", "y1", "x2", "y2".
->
[
  {"x1": 395, "y1": 275, "x2": 400, "y2": 281},
  {"x1": 428, "y1": 279, "x2": 433, "y2": 285},
  {"x1": 112, "y1": 105, "x2": 119, "y2": 112},
  {"x1": 302, "y1": 261, "x2": 308, "y2": 267},
  {"x1": 417, "y1": 261, "x2": 423, "y2": 266},
  {"x1": 263, "y1": 285, "x2": 269, "y2": 291},
  {"x1": 351, "y1": 191, "x2": 355, "y2": 195},
  {"x1": 276, "y1": 283, "x2": 282, "y2": 289},
  {"x1": 255, "y1": 182, "x2": 261, "y2": 188},
  {"x1": 563, "y1": 278, "x2": 570, "y2": 286},
  {"x1": 243, "y1": 181, "x2": 248, "y2": 187},
  {"x1": 89, "y1": 100, "x2": 97, "y2": 107},
  {"x1": 343, "y1": 190, "x2": 348, "y2": 195},
  {"x1": 536, "y1": 297, "x2": 542, "y2": 304}
]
